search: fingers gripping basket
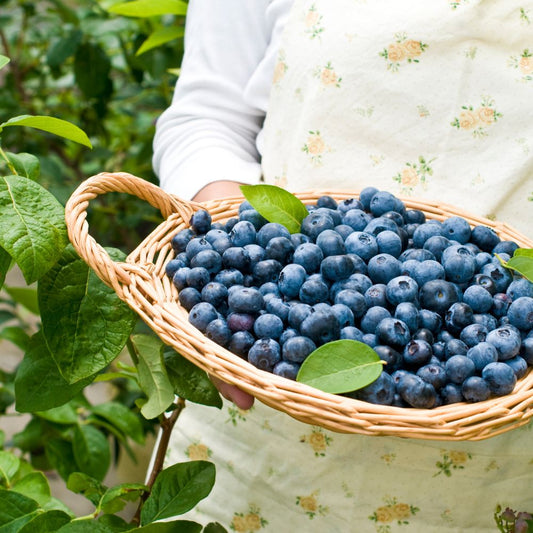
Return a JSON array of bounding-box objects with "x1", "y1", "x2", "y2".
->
[{"x1": 65, "y1": 172, "x2": 533, "y2": 441}]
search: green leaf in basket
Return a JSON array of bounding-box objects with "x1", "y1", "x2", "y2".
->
[
  {"x1": 38, "y1": 245, "x2": 137, "y2": 383},
  {"x1": 240, "y1": 184, "x2": 308, "y2": 234},
  {"x1": 501, "y1": 248, "x2": 533, "y2": 282},
  {"x1": 296, "y1": 340, "x2": 385, "y2": 394}
]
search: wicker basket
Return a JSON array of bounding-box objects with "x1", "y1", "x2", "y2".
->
[{"x1": 65, "y1": 171, "x2": 533, "y2": 441}]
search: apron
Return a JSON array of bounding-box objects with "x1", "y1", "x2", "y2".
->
[{"x1": 165, "y1": 2, "x2": 533, "y2": 531}]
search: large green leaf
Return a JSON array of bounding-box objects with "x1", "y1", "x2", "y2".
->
[
  {"x1": 38, "y1": 245, "x2": 137, "y2": 383},
  {"x1": 66, "y1": 472, "x2": 105, "y2": 507},
  {"x1": 0, "y1": 451, "x2": 20, "y2": 484},
  {"x1": 108, "y1": 0, "x2": 188, "y2": 17},
  {"x1": 15, "y1": 332, "x2": 94, "y2": 413},
  {"x1": 0, "y1": 489, "x2": 39, "y2": 526},
  {"x1": 134, "y1": 522, "x2": 202, "y2": 533},
  {"x1": 140, "y1": 462, "x2": 215, "y2": 525},
  {"x1": 17, "y1": 510, "x2": 71, "y2": 533},
  {"x1": 0, "y1": 326, "x2": 30, "y2": 351},
  {"x1": 0, "y1": 175, "x2": 68, "y2": 284},
  {"x1": 0, "y1": 116, "x2": 91, "y2": 148},
  {"x1": 4, "y1": 286, "x2": 39, "y2": 314},
  {"x1": 503, "y1": 248, "x2": 533, "y2": 282},
  {"x1": 164, "y1": 350, "x2": 222, "y2": 408},
  {"x1": 297, "y1": 340, "x2": 385, "y2": 394},
  {"x1": 240, "y1": 184, "x2": 308, "y2": 234},
  {"x1": 11, "y1": 472, "x2": 51, "y2": 507},
  {"x1": 90, "y1": 402, "x2": 145, "y2": 445},
  {"x1": 99, "y1": 483, "x2": 148, "y2": 514},
  {"x1": 72, "y1": 425, "x2": 111, "y2": 482},
  {"x1": 44, "y1": 440, "x2": 78, "y2": 482},
  {"x1": 5, "y1": 153, "x2": 40, "y2": 181},
  {"x1": 136, "y1": 27, "x2": 184, "y2": 56},
  {"x1": 130, "y1": 334, "x2": 174, "y2": 419},
  {"x1": 56, "y1": 520, "x2": 115, "y2": 533}
]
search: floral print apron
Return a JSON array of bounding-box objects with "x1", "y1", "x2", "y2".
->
[{"x1": 165, "y1": 1, "x2": 533, "y2": 531}]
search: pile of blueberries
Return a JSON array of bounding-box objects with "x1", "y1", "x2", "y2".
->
[{"x1": 165, "y1": 187, "x2": 533, "y2": 409}]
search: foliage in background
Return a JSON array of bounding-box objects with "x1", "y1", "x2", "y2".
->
[{"x1": 0, "y1": 1, "x2": 228, "y2": 530}]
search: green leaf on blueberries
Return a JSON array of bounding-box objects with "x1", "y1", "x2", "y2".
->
[
  {"x1": 140, "y1": 461, "x2": 215, "y2": 525},
  {"x1": 5, "y1": 152, "x2": 40, "y2": 181},
  {"x1": 15, "y1": 332, "x2": 94, "y2": 413},
  {"x1": 72, "y1": 425, "x2": 111, "y2": 482},
  {"x1": 38, "y1": 245, "x2": 137, "y2": 384},
  {"x1": 0, "y1": 175, "x2": 68, "y2": 284},
  {"x1": 502, "y1": 248, "x2": 533, "y2": 282},
  {"x1": 0, "y1": 116, "x2": 92, "y2": 148},
  {"x1": 164, "y1": 349, "x2": 222, "y2": 409},
  {"x1": 240, "y1": 184, "x2": 308, "y2": 234},
  {"x1": 108, "y1": 0, "x2": 188, "y2": 17},
  {"x1": 130, "y1": 334, "x2": 175, "y2": 420},
  {"x1": 296, "y1": 340, "x2": 385, "y2": 394}
]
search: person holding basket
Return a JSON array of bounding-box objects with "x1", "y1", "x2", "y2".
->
[{"x1": 153, "y1": 0, "x2": 533, "y2": 531}]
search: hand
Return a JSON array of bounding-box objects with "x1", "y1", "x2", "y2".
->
[{"x1": 193, "y1": 181, "x2": 255, "y2": 410}]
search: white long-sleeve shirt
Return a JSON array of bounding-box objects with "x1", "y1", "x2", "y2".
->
[{"x1": 152, "y1": 0, "x2": 292, "y2": 199}]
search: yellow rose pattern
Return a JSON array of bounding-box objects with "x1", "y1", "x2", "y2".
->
[
  {"x1": 451, "y1": 96, "x2": 502, "y2": 138},
  {"x1": 434, "y1": 449, "x2": 472, "y2": 477},
  {"x1": 369, "y1": 497, "x2": 420, "y2": 532},
  {"x1": 314, "y1": 61, "x2": 342, "y2": 88},
  {"x1": 296, "y1": 490, "x2": 329, "y2": 519},
  {"x1": 303, "y1": 3, "x2": 324, "y2": 40},
  {"x1": 230, "y1": 505, "x2": 268, "y2": 532},
  {"x1": 301, "y1": 130, "x2": 329, "y2": 166},
  {"x1": 380, "y1": 33, "x2": 428, "y2": 72},
  {"x1": 185, "y1": 442, "x2": 212, "y2": 461},
  {"x1": 392, "y1": 156, "x2": 435, "y2": 194},
  {"x1": 299, "y1": 426, "x2": 333, "y2": 456},
  {"x1": 509, "y1": 48, "x2": 533, "y2": 82}
]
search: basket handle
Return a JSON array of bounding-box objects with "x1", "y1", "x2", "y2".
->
[{"x1": 65, "y1": 171, "x2": 201, "y2": 293}]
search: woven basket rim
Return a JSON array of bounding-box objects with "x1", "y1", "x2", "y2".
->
[{"x1": 65, "y1": 172, "x2": 533, "y2": 441}]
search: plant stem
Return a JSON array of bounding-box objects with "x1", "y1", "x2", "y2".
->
[{"x1": 132, "y1": 398, "x2": 186, "y2": 525}]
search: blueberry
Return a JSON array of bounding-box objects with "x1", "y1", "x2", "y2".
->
[
  {"x1": 480, "y1": 263, "x2": 513, "y2": 293},
  {"x1": 482, "y1": 362, "x2": 517, "y2": 396},
  {"x1": 394, "y1": 302, "x2": 419, "y2": 333},
  {"x1": 204, "y1": 228, "x2": 228, "y2": 244},
  {"x1": 471, "y1": 273, "x2": 497, "y2": 295},
  {"x1": 214, "y1": 268, "x2": 245, "y2": 288},
  {"x1": 337, "y1": 197, "x2": 364, "y2": 214},
  {"x1": 239, "y1": 208, "x2": 268, "y2": 230},
  {"x1": 282, "y1": 336, "x2": 316, "y2": 363},
  {"x1": 442, "y1": 216, "x2": 471, "y2": 244},
  {"x1": 374, "y1": 345, "x2": 403, "y2": 372},
  {"x1": 404, "y1": 209, "x2": 426, "y2": 224},
  {"x1": 320, "y1": 255, "x2": 356, "y2": 281},
  {"x1": 403, "y1": 339, "x2": 433, "y2": 368},
  {"x1": 472, "y1": 313, "x2": 498, "y2": 331},
  {"x1": 331, "y1": 303, "x2": 355, "y2": 328},
  {"x1": 445, "y1": 302, "x2": 474, "y2": 335},
  {"x1": 185, "y1": 237, "x2": 213, "y2": 260},
  {"x1": 190, "y1": 249, "x2": 223, "y2": 274},
  {"x1": 359, "y1": 186, "x2": 379, "y2": 210},
  {"x1": 186, "y1": 267, "x2": 211, "y2": 291},
  {"x1": 444, "y1": 338, "x2": 469, "y2": 359},
  {"x1": 334, "y1": 224, "x2": 355, "y2": 240},
  {"x1": 316, "y1": 229, "x2": 345, "y2": 256},
  {"x1": 178, "y1": 287, "x2": 202, "y2": 311},
  {"x1": 346, "y1": 273, "x2": 373, "y2": 294},
  {"x1": 342, "y1": 209, "x2": 371, "y2": 231},
  {"x1": 334, "y1": 289, "x2": 367, "y2": 319},
  {"x1": 399, "y1": 247, "x2": 436, "y2": 263},
  {"x1": 412, "y1": 222, "x2": 444, "y2": 248},
  {"x1": 419, "y1": 279, "x2": 461, "y2": 315},
  {"x1": 470, "y1": 225, "x2": 500, "y2": 252},
  {"x1": 300, "y1": 309, "x2": 341, "y2": 345},
  {"x1": 492, "y1": 240, "x2": 519, "y2": 256},
  {"x1": 507, "y1": 296, "x2": 533, "y2": 331},
  {"x1": 369, "y1": 190, "x2": 398, "y2": 217},
  {"x1": 316, "y1": 195, "x2": 337, "y2": 209},
  {"x1": 440, "y1": 383, "x2": 464, "y2": 404},
  {"x1": 224, "y1": 217, "x2": 239, "y2": 232},
  {"x1": 375, "y1": 318, "x2": 411, "y2": 348},
  {"x1": 344, "y1": 231, "x2": 378, "y2": 261},
  {"x1": 340, "y1": 326, "x2": 365, "y2": 342},
  {"x1": 264, "y1": 236, "x2": 294, "y2": 264},
  {"x1": 278, "y1": 263, "x2": 307, "y2": 299},
  {"x1": 462, "y1": 285, "x2": 493, "y2": 313},
  {"x1": 273, "y1": 361, "x2": 301, "y2": 380},
  {"x1": 521, "y1": 337, "x2": 533, "y2": 365},
  {"x1": 347, "y1": 253, "x2": 369, "y2": 275},
  {"x1": 201, "y1": 282, "x2": 228, "y2": 308},
  {"x1": 364, "y1": 216, "x2": 399, "y2": 237},
  {"x1": 279, "y1": 328, "x2": 298, "y2": 345},
  {"x1": 288, "y1": 303, "x2": 313, "y2": 330},
  {"x1": 382, "y1": 210, "x2": 405, "y2": 227},
  {"x1": 172, "y1": 267, "x2": 190, "y2": 291},
  {"x1": 188, "y1": 209, "x2": 211, "y2": 234},
  {"x1": 362, "y1": 333, "x2": 378, "y2": 347},
  {"x1": 486, "y1": 326, "x2": 522, "y2": 360},
  {"x1": 171, "y1": 228, "x2": 195, "y2": 253},
  {"x1": 188, "y1": 302, "x2": 219, "y2": 332},
  {"x1": 466, "y1": 342, "x2": 498, "y2": 372},
  {"x1": 417, "y1": 363, "x2": 447, "y2": 390},
  {"x1": 460, "y1": 323, "x2": 488, "y2": 347},
  {"x1": 252, "y1": 259, "x2": 283, "y2": 285},
  {"x1": 364, "y1": 284, "x2": 388, "y2": 308},
  {"x1": 257, "y1": 222, "x2": 291, "y2": 248},
  {"x1": 413, "y1": 328, "x2": 435, "y2": 344},
  {"x1": 314, "y1": 207, "x2": 342, "y2": 226},
  {"x1": 290, "y1": 232, "x2": 311, "y2": 247},
  {"x1": 411, "y1": 260, "x2": 445, "y2": 287},
  {"x1": 375, "y1": 230, "x2": 403, "y2": 258},
  {"x1": 165, "y1": 258, "x2": 188, "y2": 279},
  {"x1": 293, "y1": 243, "x2": 324, "y2": 274},
  {"x1": 228, "y1": 287, "x2": 264, "y2": 314},
  {"x1": 229, "y1": 220, "x2": 256, "y2": 247},
  {"x1": 205, "y1": 318, "x2": 232, "y2": 347},
  {"x1": 227, "y1": 312, "x2": 255, "y2": 332},
  {"x1": 397, "y1": 373, "x2": 437, "y2": 408},
  {"x1": 300, "y1": 211, "x2": 335, "y2": 240},
  {"x1": 299, "y1": 276, "x2": 330, "y2": 305},
  {"x1": 445, "y1": 355, "x2": 475, "y2": 384},
  {"x1": 228, "y1": 331, "x2": 255, "y2": 358},
  {"x1": 361, "y1": 306, "x2": 392, "y2": 334},
  {"x1": 461, "y1": 376, "x2": 491, "y2": 402},
  {"x1": 355, "y1": 372, "x2": 395, "y2": 405},
  {"x1": 507, "y1": 278, "x2": 533, "y2": 300},
  {"x1": 238, "y1": 200, "x2": 254, "y2": 214},
  {"x1": 385, "y1": 276, "x2": 419, "y2": 306},
  {"x1": 443, "y1": 253, "x2": 476, "y2": 284},
  {"x1": 367, "y1": 253, "x2": 401, "y2": 284},
  {"x1": 505, "y1": 355, "x2": 528, "y2": 379},
  {"x1": 491, "y1": 293, "x2": 512, "y2": 318},
  {"x1": 248, "y1": 338, "x2": 281, "y2": 371},
  {"x1": 417, "y1": 309, "x2": 443, "y2": 334}
]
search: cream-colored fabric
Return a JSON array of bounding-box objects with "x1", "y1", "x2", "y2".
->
[{"x1": 165, "y1": 1, "x2": 533, "y2": 531}]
